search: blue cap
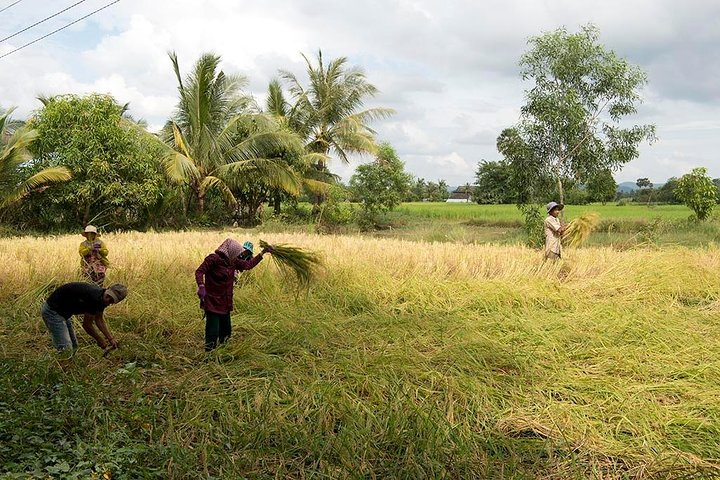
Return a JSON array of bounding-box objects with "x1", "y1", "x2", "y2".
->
[
  {"x1": 242, "y1": 241, "x2": 254, "y2": 254},
  {"x1": 546, "y1": 201, "x2": 564, "y2": 213}
]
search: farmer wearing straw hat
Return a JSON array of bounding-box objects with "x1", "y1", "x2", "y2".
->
[
  {"x1": 195, "y1": 239, "x2": 273, "y2": 351},
  {"x1": 79, "y1": 225, "x2": 109, "y2": 286},
  {"x1": 41, "y1": 282, "x2": 127, "y2": 353},
  {"x1": 544, "y1": 201, "x2": 566, "y2": 260}
]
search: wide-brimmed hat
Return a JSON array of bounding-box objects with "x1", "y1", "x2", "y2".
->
[
  {"x1": 83, "y1": 225, "x2": 99, "y2": 236},
  {"x1": 105, "y1": 284, "x2": 127, "y2": 304},
  {"x1": 546, "y1": 201, "x2": 564, "y2": 213},
  {"x1": 242, "y1": 241, "x2": 254, "y2": 254}
]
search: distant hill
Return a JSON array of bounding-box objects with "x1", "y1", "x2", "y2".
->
[{"x1": 617, "y1": 181, "x2": 664, "y2": 192}]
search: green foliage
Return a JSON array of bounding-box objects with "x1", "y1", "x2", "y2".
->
[
  {"x1": 164, "y1": 52, "x2": 305, "y2": 217},
  {"x1": 508, "y1": 24, "x2": 656, "y2": 205},
  {"x1": 519, "y1": 204, "x2": 545, "y2": 248},
  {"x1": 0, "y1": 108, "x2": 71, "y2": 210},
  {"x1": 655, "y1": 177, "x2": 680, "y2": 204},
  {"x1": 349, "y1": 143, "x2": 411, "y2": 219},
  {"x1": 22, "y1": 94, "x2": 165, "y2": 230},
  {"x1": 586, "y1": 169, "x2": 617, "y2": 204},
  {"x1": 474, "y1": 160, "x2": 515, "y2": 204},
  {"x1": 674, "y1": 167, "x2": 718, "y2": 221}
]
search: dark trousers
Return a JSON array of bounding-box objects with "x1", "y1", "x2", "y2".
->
[{"x1": 205, "y1": 311, "x2": 231, "y2": 351}]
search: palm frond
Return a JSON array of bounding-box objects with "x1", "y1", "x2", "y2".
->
[
  {"x1": 218, "y1": 158, "x2": 303, "y2": 196},
  {"x1": 199, "y1": 175, "x2": 237, "y2": 206},
  {"x1": 2, "y1": 166, "x2": 71, "y2": 206},
  {"x1": 0, "y1": 126, "x2": 38, "y2": 175},
  {"x1": 162, "y1": 150, "x2": 200, "y2": 184}
]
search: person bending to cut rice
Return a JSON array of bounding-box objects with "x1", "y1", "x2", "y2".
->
[
  {"x1": 195, "y1": 239, "x2": 273, "y2": 351},
  {"x1": 41, "y1": 282, "x2": 127, "y2": 352},
  {"x1": 544, "y1": 201, "x2": 566, "y2": 260}
]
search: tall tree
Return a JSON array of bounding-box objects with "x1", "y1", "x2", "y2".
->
[
  {"x1": 511, "y1": 24, "x2": 656, "y2": 205},
  {"x1": 0, "y1": 107, "x2": 70, "y2": 209},
  {"x1": 164, "y1": 52, "x2": 302, "y2": 215}
]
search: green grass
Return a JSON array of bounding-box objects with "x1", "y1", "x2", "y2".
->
[
  {"x1": 397, "y1": 202, "x2": 696, "y2": 222},
  {"x1": 2, "y1": 232, "x2": 720, "y2": 478}
]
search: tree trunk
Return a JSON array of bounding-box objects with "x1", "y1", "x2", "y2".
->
[
  {"x1": 557, "y1": 177, "x2": 565, "y2": 206},
  {"x1": 273, "y1": 192, "x2": 281, "y2": 215}
]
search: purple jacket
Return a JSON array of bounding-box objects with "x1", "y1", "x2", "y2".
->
[{"x1": 195, "y1": 252, "x2": 264, "y2": 314}]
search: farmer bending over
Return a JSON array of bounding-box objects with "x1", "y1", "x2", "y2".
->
[
  {"x1": 79, "y1": 225, "x2": 109, "y2": 286},
  {"x1": 195, "y1": 239, "x2": 272, "y2": 351},
  {"x1": 41, "y1": 282, "x2": 127, "y2": 352},
  {"x1": 544, "y1": 201, "x2": 566, "y2": 260}
]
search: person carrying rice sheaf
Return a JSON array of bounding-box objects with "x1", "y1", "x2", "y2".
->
[
  {"x1": 544, "y1": 201, "x2": 566, "y2": 260},
  {"x1": 195, "y1": 239, "x2": 273, "y2": 351},
  {"x1": 79, "y1": 225, "x2": 109, "y2": 286}
]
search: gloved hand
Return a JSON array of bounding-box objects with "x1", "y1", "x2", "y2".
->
[
  {"x1": 197, "y1": 284, "x2": 206, "y2": 299},
  {"x1": 261, "y1": 245, "x2": 274, "y2": 254}
]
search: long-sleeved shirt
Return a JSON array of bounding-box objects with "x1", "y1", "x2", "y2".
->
[
  {"x1": 195, "y1": 252, "x2": 264, "y2": 314},
  {"x1": 544, "y1": 215, "x2": 563, "y2": 256},
  {"x1": 79, "y1": 239, "x2": 109, "y2": 270}
]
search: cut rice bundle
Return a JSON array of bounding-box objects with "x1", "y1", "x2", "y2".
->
[
  {"x1": 563, "y1": 213, "x2": 599, "y2": 248},
  {"x1": 259, "y1": 240, "x2": 322, "y2": 287}
]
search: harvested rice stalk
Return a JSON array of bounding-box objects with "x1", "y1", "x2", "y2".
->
[
  {"x1": 259, "y1": 240, "x2": 322, "y2": 287},
  {"x1": 563, "y1": 213, "x2": 599, "y2": 248}
]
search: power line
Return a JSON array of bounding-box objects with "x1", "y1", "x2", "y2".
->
[
  {"x1": 1, "y1": 0, "x2": 91, "y2": 44},
  {"x1": 0, "y1": 0, "x2": 120, "y2": 60},
  {"x1": 0, "y1": 0, "x2": 23, "y2": 14}
]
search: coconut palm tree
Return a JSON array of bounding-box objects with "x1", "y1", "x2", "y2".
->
[
  {"x1": 280, "y1": 50, "x2": 394, "y2": 164},
  {"x1": 0, "y1": 107, "x2": 70, "y2": 207},
  {"x1": 163, "y1": 52, "x2": 304, "y2": 214}
]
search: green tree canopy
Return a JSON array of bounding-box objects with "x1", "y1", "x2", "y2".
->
[
  {"x1": 474, "y1": 160, "x2": 515, "y2": 204},
  {"x1": 23, "y1": 94, "x2": 164, "y2": 229},
  {"x1": 350, "y1": 143, "x2": 411, "y2": 217},
  {"x1": 510, "y1": 24, "x2": 656, "y2": 205},
  {"x1": 674, "y1": 167, "x2": 718, "y2": 221},
  {"x1": 586, "y1": 169, "x2": 617, "y2": 204}
]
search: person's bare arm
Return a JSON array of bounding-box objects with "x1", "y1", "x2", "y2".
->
[
  {"x1": 82, "y1": 314, "x2": 108, "y2": 348},
  {"x1": 94, "y1": 314, "x2": 118, "y2": 348}
]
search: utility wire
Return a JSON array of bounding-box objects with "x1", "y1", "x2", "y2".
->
[
  {"x1": 0, "y1": 0, "x2": 23, "y2": 15},
  {"x1": 1, "y1": 0, "x2": 91, "y2": 44},
  {"x1": 0, "y1": 0, "x2": 120, "y2": 60}
]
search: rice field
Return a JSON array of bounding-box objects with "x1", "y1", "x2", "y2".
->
[
  {"x1": 2, "y1": 230, "x2": 720, "y2": 478},
  {"x1": 396, "y1": 203, "x2": 695, "y2": 222}
]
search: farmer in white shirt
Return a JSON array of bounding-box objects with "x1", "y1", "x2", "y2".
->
[{"x1": 544, "y1": 201, "x2": 566, "y2": 260}]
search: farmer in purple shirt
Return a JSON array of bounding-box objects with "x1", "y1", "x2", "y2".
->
[{"x1": 195, "y1": 239, "x2": 273, "y2": 351}]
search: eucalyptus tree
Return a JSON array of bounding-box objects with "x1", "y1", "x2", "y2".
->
[
  {"x1": 164, "y1": 52, "x2": 305, "y2": 216},
  {"x1": 0, "y1": 107, "x2": 70, "y2": 209},
  {"x1": 510, "y1": 24, "x2": 656, "y2": 205}
]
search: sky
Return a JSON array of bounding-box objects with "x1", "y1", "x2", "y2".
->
[{"x1": 1, "y1": 0, "x2": 719, "y2": 186}]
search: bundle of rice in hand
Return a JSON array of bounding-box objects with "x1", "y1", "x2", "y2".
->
[
  {"x1": 563, "y1": 213, "x2": 599, "y2": 248},
  {"x1": 260, "y1": 240, "x2": 322, "y2": 287}
]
